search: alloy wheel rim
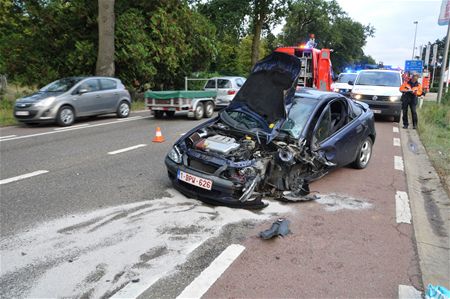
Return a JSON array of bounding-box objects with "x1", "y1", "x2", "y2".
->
[
  {"x1": 196, "y1": 105, "x2": 203, "y2": 117},
  {"x1": 359, "y1": 140, "x2": 371, "y2": 166},
  {"x1": 61, "y1": 109, "x2": 74, "y2": 124},
  {"x1": 206, "y1": 104, "x2": 213, "y2": 115},
  {"x1": 120, "y1": 103, "x2": 129, "y2": 116}
]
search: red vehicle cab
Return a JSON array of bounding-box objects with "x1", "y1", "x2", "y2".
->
[{"x1": 275, "y1": 45, "x2": 332, "y2": 92}]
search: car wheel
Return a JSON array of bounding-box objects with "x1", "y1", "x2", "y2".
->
[
  {"x1": 393, "y1": 115, "x2": 400, "y2": 123},
  {"x1": 194, "y1": 103, "x2": 204, "y2": 120},
  {"x1": 204, "y1": 101, "x2": 214, "y2": 118},
  {"x1": 154, "y1": 111, "x2": 164, "y2": 119},
  {"x1": 56, "y1": 106, "x2": 75, "y2": 126},
  {"x1": 165, "y1": 111, "x2": 175, "y2": 118},
  {"x1": 353, "y1": 137, "x2": 373, "y2": 169},
  {"x1": 117, "y1": 101, "x2": 130, "y2": 118}
]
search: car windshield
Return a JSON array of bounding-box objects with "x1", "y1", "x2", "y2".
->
[
  {"x1": 221, "y1": 110, "x2": 265, "y2": 130},
  {"x1": 40, "y1": 78, "x2": 83, "y2": 92},
  {"x1": 355, "y1": 71, "x2": 401, "y2": 87},
  {"x1": 205, "y1": 79, "x2": 232, "y2": 89},
  {"x1": 337, "y1": 73, "x2": 357, "y2": 83},
  {"x1": 281, "y1": 98, "x2": 317, "y2": 138}
]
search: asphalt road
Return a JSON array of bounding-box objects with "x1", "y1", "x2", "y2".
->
[{"x1": 0, "y1": 112, "x2": 422, "y2": 298}]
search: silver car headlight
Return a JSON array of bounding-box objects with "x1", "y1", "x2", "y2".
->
[
  {"x1": 389, "y1": 96, "x2": 400, "y2": 102},
  {"x1": 333, "y1": 88, "x2": 340, "y2": 92},
  {"x1": 352, "y1": 94, "x2": 362, "y2": 100},
  {"x1": 34, "y1": 96, "x2": 56, "y2": 107},
  {"x1": 168, "y1": 146, "x2": 182, "y2": 164}
]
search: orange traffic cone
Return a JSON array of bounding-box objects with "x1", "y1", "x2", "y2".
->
[{"x1": 152, "y1": 127, "x2": 165, "y2": 143}]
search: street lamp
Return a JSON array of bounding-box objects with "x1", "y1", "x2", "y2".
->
[{"x1": 412, "y1": 21, "x2": 418, "y2": 59}]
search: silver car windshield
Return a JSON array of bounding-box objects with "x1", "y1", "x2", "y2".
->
[
  {"x1": 337, "y1": 73, "x2": 357, "y2": 83},
  {"x1": 281, "y1": 98, "x2": 316, "y2": 139},
  {"x1": 40, "y1": 78, "x2": 83, "y2": 92},
  {"x1": 355, "y1": 71, "x2": 401, "y2": 87}
]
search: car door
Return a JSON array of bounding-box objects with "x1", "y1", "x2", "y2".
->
[
  {"x1": 73, "y1": 79, "x2": 102, "y2": 116},
  {"x1": 99, "y1": 78, "x2": 119, "y2": 112},
  {"x1": 311, "y1": 98, "x2": 364, "y2": 166}
]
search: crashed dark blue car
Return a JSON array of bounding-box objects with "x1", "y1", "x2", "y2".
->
[{"x1": 165, "y1": 52, "x2": 376, "y2": 209}]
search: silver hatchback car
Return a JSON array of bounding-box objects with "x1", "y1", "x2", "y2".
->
[{"x1": 14, "y1": 76, "x2": 131, "y2": 126}]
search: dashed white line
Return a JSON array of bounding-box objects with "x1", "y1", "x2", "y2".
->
[
  {"x1": 0, "y1": 116, "x2": 150, "y2": 142},
  {"x1": 396, "y1": 191, "x2": 412, "y2": 224},
  {"x1": 177, "y1": 244, "x2": 245, "y2": 299},
  {"x1": 394, "y1": 156, "x2": 404, "y2": 171},
  {"x1": 393, "y1": 127, "x2": 399, "y2": 133},
  {"x1": 0, "y1": 170, "x2": 49, "y2": 185},
  {"x1": 0, "y1": 135, "x2": 17, "y2": 139},
  {"x1": 54, "y1": 123, "x2": 90, "y2": 130},
  {"x1": 398, "y1": 285, "x2": 421, "y2": 298},
  {"x1": 108, "y1": 144, "x2": 147, "y2": 155},
  {"x1": 393, "y1": 137, "x2": 401, "y2": 147}
]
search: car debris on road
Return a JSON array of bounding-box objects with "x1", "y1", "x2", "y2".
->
[{"x1": 259, "y1": 218, "x2": 291, "y2": 240}]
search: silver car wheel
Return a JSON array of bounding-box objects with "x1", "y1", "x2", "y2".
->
[
  {"x1": 194, "y1": 103, "x2": 204, "y2": 119},
  {"x1": 60, "y1": 108, "x2": 74, "y2": 125},
  {"x1": 119, "y1": 102, "x2": 130, "y2": 117},
  {"x1": 359, "y1": 140, "x2": 372, "y2": 167}
]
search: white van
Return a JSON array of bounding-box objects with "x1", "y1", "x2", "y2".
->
[{"x1": 350, "y1": 70, "x2": 402, "y2": 122}]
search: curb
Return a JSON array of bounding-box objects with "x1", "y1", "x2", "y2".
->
[{"x1": 400, "y1": 125, "x2": 450, "y2": 287}]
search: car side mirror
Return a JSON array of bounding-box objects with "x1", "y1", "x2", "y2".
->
[
  {"x1": 78, "y1": 88, "x2": 88, "y2": 94},
  {"x1": 348, "y1": 80, "x2": 354, "y2": 86}
]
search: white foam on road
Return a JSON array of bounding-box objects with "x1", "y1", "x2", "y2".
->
[
  {"x1": 398, "y1": 285, "x2": 422, "y2": 299},
  {"x1": 393, "y1": 127, "x2": 399, "y2": 133},
  {"x1": 315, "y1": 193, "x2": 372, "y2": 212},
  {"x1": 393, "y1": 137, "x2": 401, "y2": 147},
  {"x1": 175, "y1": 244, "x2": 245, "y2": 299},
  {"x1": 108, "y1": 144, "x2": 147, "y2": 155},
  {"x1": 0, "y1": 170, "x2": 49, "y2": 185},
  {"x1": 396, "y1": 191, "x2": 411, "y2": 224},
  {"x1": 0, "y1": 190, "x2": 290, "y2": 299},
  {"x1": 395, "y1": 156, "x2": 404, "y2": 171},
  {"x1": 0, "y1": 116, "x2": 149, "y2": 142}
]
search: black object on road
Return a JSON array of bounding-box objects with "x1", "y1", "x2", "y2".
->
[{"x1": 259, "y1": 218, "x2": 291, "y2": 240}]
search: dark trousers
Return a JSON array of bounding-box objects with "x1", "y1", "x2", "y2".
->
[{"x1": 401, "y1": 97, "x2": 417, "y2": 127}]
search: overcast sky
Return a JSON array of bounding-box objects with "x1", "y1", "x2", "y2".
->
[{"x1": 337, "y1": 0, "x2": 447, "y2": 67}]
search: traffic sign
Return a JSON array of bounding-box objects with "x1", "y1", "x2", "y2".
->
[{"x1": 405, "y1": 60, "x2": 423, "y2": 74}]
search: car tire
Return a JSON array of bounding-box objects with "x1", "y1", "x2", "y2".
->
[
  {"x1": 194, "y1": 102, "x2": 204, "y2": 120},
  {"x1": 204, "y1": 101, "x2": 214, "y2": 118},
  {"x1": 352, "y1": 137, "x2": 373, "y2": 169},
  {"x1": 393, "y1": 115, "x2": 400, "y2": 123},
  {"x1": 165, "y1": 111, "x2": 175, "y2": 118},
  {"x1": 154, "y1": 111, "x2": 164, "y2": 119},
  {"x1": 56, "y1": 106, "x2": 75, "y2": 127},
  {"x1": 117, "y1": 101, "x2": 130, "y2": 118}
]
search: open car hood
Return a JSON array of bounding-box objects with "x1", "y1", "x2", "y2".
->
[{"x1": 228, "y1": 52, "x2": 301, "y2": 129}]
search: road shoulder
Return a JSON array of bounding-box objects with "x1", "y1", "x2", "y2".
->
[{"x1": 400, "y1": 126, "x2": 450, "y2": 287}]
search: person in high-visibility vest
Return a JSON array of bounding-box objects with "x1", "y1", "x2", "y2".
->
[{"x1": 399, "y1": 73, "x2": 422, "y2": 129}]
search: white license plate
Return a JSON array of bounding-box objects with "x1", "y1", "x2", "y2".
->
[
  {"x1": 15, "y1": 111, "x2": 30, "y2": 116},
  {"x1": 372, "y1": 109, "x2": 381, "y2": 114},
  {"x1": 178, "y1": 170, "x2": 213, "y2": 190}
]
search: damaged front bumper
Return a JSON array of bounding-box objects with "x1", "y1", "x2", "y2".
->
[{"x1": 165, "y1": 157, "x2": 268, "y2": 209}]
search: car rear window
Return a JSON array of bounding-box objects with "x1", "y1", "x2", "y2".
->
[
  {"x1": 205, "y1": 79, "x2": 232, "y2": 89},
  {"x1": 355, "y1": 71, "x2": 401, "y2": 87},
  {"x1": 100, "y1": 79, "x2": 117, "y2": 90}
]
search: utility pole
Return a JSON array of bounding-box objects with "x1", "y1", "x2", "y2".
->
[
  {"x1": 412, "y1": 21, "x2": 418, "y2": 59},
  {"x1": 437, "y1": 21, "x2": 450, "y2": 104}
]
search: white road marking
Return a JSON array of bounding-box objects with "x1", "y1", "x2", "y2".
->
[
  {"x1": 116, "y1": 116, "x2": 143, "y2": 121},
  {"x1": 0, "y1": 116, "x2": 149, "y2": 142},
  {"x1": 393, "y1": 137, "x2": 401, "y2": 147},
  {"x1": 0, "y1": 170, "x2": 49, "y2": 185},
  {"x1": 54, "y1": 123, "x2": 90, "y2": 131},
  {"x1": 0, "y1": 135, "x2": 17, "y2": 139},
  {"x1": 108, "y1": 144, "x2": 147, "y2": 155},
  {"x1": 176, "y1": 244, "x2": 245, "y2": 299},
  {"x1": 394, "y1": 156, "x2": 404, "y2": 171},
  {"x1": 398, "y1": 285, "x2": 421, "y2": 299},
  {"x1": 396, "y1": 191, "x2": 412, "y2": 224},
  {"x1": 393, "y1": 126, "x2": 399, "y2": 133}
]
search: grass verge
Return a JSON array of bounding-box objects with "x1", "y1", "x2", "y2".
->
[{"x1": 417, "y1": 99, "x2": 450, "y2": 194}]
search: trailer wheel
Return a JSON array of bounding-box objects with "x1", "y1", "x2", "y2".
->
[
  {"x1": 154, "y1": 111, "x2": 164, "y2": 119},
  {"x1": 204, "y1": 101, "x2": 214, "y2": 118},
  {"x1": 194, "y1": 103, "x2": 204, "y2": 120},
  {"x1": 165, "y1": 111, "x2": 175, "y2": 118}
]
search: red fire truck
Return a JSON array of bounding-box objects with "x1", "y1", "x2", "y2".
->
[{"x1": 275, "y1": 45, "x2": 333, "y2": 91}]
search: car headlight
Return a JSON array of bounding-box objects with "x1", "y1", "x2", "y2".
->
[
  {"x1": 389, "y1": 96, "x2": 400, "y2": 102},
  {"x1": 353, "y1": 94, "x2": 362, "y2": 100},
  {"x1": 333, "y1": 88, "x2": 340, "y2": 92},
  {"x1": 34, "y1": 96, "x2": 56, "y2": 107},
  {"x1": 168, "y1": 146, "x2": 182, "y2": 164}
]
